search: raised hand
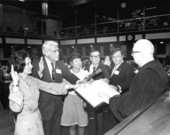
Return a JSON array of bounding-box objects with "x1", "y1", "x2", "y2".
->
[
  {"x1": 38, "y1": 57, "x2": 44, "y2": 77},
  {"x1": 10, "y1": 65, "x2": 19, "y2": 92},
  {"x1": 11, "y1": 65, "x2": 19, "y2": 86}
]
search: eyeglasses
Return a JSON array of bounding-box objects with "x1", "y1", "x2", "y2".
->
[
  {"x1": 131, "y1": 51, "x2": 141, "y2": 54},
  {"x1": 131, "y1": 51, "x2": 141, "y2": 56}
]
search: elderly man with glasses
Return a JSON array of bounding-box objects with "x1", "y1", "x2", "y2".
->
[{"x1": 32, "y1": 41, "x2": 80, "y2": 135}]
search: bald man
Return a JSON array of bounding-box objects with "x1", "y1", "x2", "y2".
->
[
  {"x1": 108, "y1": 39, "x2": 169, "y2": 122},
  {"x1": 32, "y1": 41, "x2": 79, "y2": 135}
]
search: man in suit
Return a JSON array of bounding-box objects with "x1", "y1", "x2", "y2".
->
[
  {"x1": 84, "y1": 48, "x2": 111, "y2": 82},
  {"x1": 109, "y1": 48, "x2": 135, "y2": 94},
  {"x1": 32, "y1": 41, "x2": 79, "y2": 135},
  {"x1": 84, "y1": 48, "x2": 111, "y2": 135}
]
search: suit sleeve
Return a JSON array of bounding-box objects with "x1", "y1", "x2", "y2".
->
[
  {"x1": 61, "y1": 62, "x2": 79, "y2": 84},
  {"x1": 119, "y1": 65, "x2": 135, "y2": 91},
  {"x1": 102, "y1": 65, "x2": 111, "y2": 80}
]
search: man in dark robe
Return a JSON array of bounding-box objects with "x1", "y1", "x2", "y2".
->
[{"x1": 107, "y1": 39, "x2": 169, "y2": 121}]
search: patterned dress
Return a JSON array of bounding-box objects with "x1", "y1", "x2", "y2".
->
[{"x1": 9, "y1": 75, "x2": 67, "y2": 135}]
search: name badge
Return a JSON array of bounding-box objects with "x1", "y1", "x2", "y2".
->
[
  {"x1": 114, "y1": 70, "x2": 120, "y2": 75},
  {"x1": 56, "y1": 69, "x2": 62, "y2": 74}
]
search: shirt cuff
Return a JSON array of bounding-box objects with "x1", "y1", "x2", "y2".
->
[
  {"x1": 76, "y1": 80, "x2": 83, "y2": 84},
  {"x1": 9, "y1": 91, "x2": 23, "y2": 106}
]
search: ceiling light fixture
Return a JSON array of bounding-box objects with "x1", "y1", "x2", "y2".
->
[
  {"x1": 121, "y1": 2, "x2": 126, "y2": 8},
  {"x1": 42, "y1": 2, "x2": 48, "y2": 16}
]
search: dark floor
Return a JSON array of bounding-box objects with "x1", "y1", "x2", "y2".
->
[{"x1": 0, "y1": 109, "x2": 14, "y2": 135}]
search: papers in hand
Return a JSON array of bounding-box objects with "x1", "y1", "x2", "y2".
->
[{"x1": 75, "y1": 79, "x2": 119, "y2": 108}]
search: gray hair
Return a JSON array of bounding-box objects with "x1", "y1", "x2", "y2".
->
[{"x1": 42, "y1": 41, "x2": 58, "y2": 51}]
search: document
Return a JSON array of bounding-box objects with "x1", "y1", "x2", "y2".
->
[{"x1": 75, "y1": 79, "x2": 119, "y2": 108}]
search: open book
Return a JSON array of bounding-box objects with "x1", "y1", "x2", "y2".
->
[{"x1": 75, "y1": 79, "x2": 119, "y2": 108}]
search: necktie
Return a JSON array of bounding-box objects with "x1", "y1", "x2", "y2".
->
[
  {"x1": 51, "y1": 62, "x2": 55, "y2": 81},
  {"x1": 93, "y1": 67, "x2": 96, "y2": 73}
]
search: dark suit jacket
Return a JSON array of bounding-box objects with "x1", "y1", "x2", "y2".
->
[
  {"x1": 110, "y1": 61, "x2": 135, "y2": 93},
  {"x1": 32, "y1": 57, "x2": 79, "y2": 120},
  {"x1": 109, "y1": 60, "x2": 169, "y2": 121},
  {"x1": 84, "y1": 62, "x2": 111, "y2": 81}
]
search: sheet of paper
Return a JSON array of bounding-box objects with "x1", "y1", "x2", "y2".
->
[{"x1": 75, "y1": 79, "x2": 119, "y2": 108}]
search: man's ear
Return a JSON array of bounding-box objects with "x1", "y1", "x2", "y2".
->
[
  {"x1": 42, "y1": 49, "x2": 45, "y2": 55},
  {"x1": 42, "y1": 49, "x2": 49, "y2": 56}
]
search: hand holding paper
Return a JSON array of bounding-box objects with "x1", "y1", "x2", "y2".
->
[
  {"x1": 98, "y1": 92, "x2": 110, "y2": 104},
  {"x1": 38, "y1": 57, "x2": 44, "y2": 78},
  {"x1": 75, "y1": 79, "x2": 120, "y2": 108},
  {"x1": 11, "y1": 65, "x2": 19, "y2": 86}
]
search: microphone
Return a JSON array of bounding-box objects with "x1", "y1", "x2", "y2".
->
[{"x1": 83, "y1": 68, "x2": 102, "y2": 82}]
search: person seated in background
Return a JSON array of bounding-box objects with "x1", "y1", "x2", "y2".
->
[
  {"x1": 8, "y1": 50, "x2": 76, "y2": 135},
  {"x1": 109, "y1": 48, "x2": 135, "y2": 94},
  {"x1": 61, "y1": 52, "x2": 89, "y2": 135},
  {"x1": 100, "y1": 39, "x2": 169, "y2": 123}
]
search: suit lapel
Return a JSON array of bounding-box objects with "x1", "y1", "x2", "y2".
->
[
  {"x1": 116, "y1": 61, "x2": 124, "y2": 71},
  {"x1": 111, "y1": 61, "x2": 124, "y2": 76},
  {"x1": 96, "y1": 63, "x2": 101, "y2": 71}
]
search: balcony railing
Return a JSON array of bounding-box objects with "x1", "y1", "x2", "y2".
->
[{"x1": 0, "y1": 4, "x2": 170, "y2": 39}]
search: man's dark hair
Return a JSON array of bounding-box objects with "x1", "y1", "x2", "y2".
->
[
  {"x1": 111, "y1": 48, "x2": 124, "y2": 56},
  {"x1": 90, "y1": 47, "x2": 100, "y2": 56}
]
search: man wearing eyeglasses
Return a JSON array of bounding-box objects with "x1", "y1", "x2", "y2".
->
[
  {"x1": 32, "y1": 41, "x2": 79, "y2": 135},
  {"x1": 103, "y1": 39, "x2": 169, "y2": 123},
  {"x1": 84, "y1": 47, "x2": 111, "y2": 135}
]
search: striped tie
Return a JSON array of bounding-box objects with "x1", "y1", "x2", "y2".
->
[{"x1": 51, "y1": 62, "x2": 55, "y2": 81}]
